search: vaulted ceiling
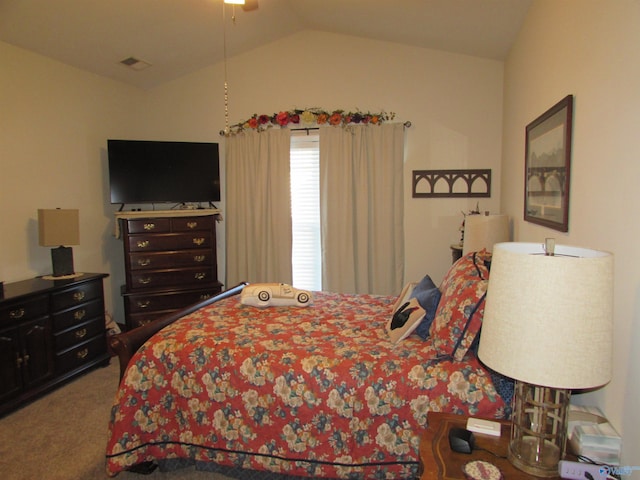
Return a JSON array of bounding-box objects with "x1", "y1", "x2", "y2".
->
[{"x1": 0, "y1": 0, "x2": 531, "y2": 89}]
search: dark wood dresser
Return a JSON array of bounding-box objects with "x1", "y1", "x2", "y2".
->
[
  {"x1": 117, "y1": 210, "x2": 223, "y2": 330},
  {"x1": 0, "y1": 273, "x2": 110, "y2": 416}
]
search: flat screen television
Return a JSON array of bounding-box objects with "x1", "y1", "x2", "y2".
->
[{"x1": 107, "y1": 139, "x2": 220, "y2": 206}]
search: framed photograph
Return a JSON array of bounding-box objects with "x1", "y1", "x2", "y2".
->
[{"x1": 524, "y1": 95, "x2": 573, "y2": 232}]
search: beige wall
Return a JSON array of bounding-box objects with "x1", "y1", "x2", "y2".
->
[
  {"x1": 501, "y1": 0, "x2": 640, "y2": 465},
  {"x1": 0, "y1": 41, "x2": 145, "y2": 317},
  {"x1": 142, "y1": 30, "x2": 506, "y2": 289}
]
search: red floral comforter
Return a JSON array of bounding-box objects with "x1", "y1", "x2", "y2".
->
[{"x1": 106, "y1": 292, "x2": 507, "y2": 478}]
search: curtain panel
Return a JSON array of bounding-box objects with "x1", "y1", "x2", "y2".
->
[
  {"x1": 320, "y1": 123, "x2": 405, "y2": 295},
  {"x1": 225, "y1": 123, "x2": 405, "y2": 296},
  {"x1": 225, "y1": 128, "x2": 293, "y2": 287}
]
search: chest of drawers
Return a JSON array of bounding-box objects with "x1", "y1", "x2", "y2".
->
[
  {"x1": 0, "y1": 273, "x2": 109, "y2": 416},
  {"x1": 119, "y1": 213, "x2": 222, "y2": 329}
]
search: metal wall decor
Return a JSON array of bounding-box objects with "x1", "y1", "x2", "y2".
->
[
  {"x1": 412, "y1": 169, "x2": 491, "y2": 198},
  {"x1": 524, "y1": 95, "x2": 573, "y2": 232}
]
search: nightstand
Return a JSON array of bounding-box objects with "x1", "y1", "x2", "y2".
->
[
  {"x1": 419, "y1": 412, "x2": 556, "y2": 480},
  {"x1": 450, "y1": 244, "x2": 463, "y2": 264}
]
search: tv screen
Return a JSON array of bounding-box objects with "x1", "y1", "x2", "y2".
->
[{"x1": 107, "y1": 139, "x2": 220, "y2": 206}]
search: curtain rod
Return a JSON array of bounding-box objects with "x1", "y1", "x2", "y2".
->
[
  {"x1": 220, "y1": 121, "x2": 412, "y2": 136},
  {"x1": 291, "y1": 121, "x2": 412, "y2": 133}
]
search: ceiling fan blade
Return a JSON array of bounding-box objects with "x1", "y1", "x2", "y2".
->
[{"x1": 241, "y1": 0, "x2": 259, "y2": 12}]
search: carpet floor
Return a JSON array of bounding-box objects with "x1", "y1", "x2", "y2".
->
[{"x1": 0, "y1": 360, "x2": 234, "y2": 480}]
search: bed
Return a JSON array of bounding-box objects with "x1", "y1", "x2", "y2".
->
[{"x1": 106, "y1": 252, "x2": 511, "y2": 479}]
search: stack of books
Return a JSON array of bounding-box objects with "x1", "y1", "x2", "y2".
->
[{"x1": 568, "y1": 405, "x2": 621, "y2": 465}]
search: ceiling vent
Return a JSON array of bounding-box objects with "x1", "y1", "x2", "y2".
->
[{"x1": 119, "y1": 56, "x2": 152, "y2": 71}]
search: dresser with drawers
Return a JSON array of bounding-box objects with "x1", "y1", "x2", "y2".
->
[
  {"x1": 117, "y1": 210, "x2": 223, "y2": 330},
  {"x1": 0, "y1": 273, "x2": 109, "y2": 416}
]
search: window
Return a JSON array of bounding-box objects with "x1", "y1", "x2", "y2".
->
[{"x1": 290, "y1": 132, "x2": 321, "y2": 291}]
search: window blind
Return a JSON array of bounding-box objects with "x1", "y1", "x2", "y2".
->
[{"x1": 290, "y1": 132, "x2": 321, "y2": 291}]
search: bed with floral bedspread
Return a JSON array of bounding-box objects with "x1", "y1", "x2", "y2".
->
[{"x1": 106, "y1": 253, "x2": 508, "y2": 479}]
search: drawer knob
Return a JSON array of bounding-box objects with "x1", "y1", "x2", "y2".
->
[
  {"x1": 193, "y1": 255, "x2": 206, "y2": 263},
  {"x1": 187, "y1": 221, "x2": 198, "y2": 229},
  {"x1": 137, "y1": 258, "x2": 151, "y2": 267},
  {"x1": 138, "y1": 277, "x2": 151, "y2": 285},
  {"x1": 9, "y1": 308, "x2": 25, "y2": 319},
  {"x1": 74, "y1": 309, "x2": 86, "y2": 321},
  {"x1": 143, "y1": 223, "x2": 156, "y2": 231},
  {"x1": 73, "y1": 291, "x2": 86, "y2": 302},
  {"x1": 137, "y1": 240, "x2": 150, "y2": 248},
  {"x1": 75, "y1": 328, "x2": 87, "y2": 339},
  {"x1": 192, "y1": 237, "x2": 205, "y2": 246},
  {"x1": 194, "y1": 272, "x2": 207, "y2": 280},
  {"x1": 76, "y1": 348, "x2": 89, "y2": 360},
  {"x1": 136, "y1": 300, "x2": 151, "y2": 308}
]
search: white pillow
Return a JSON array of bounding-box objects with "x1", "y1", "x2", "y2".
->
[{"x1": 386, "y1": 282, "x2": 426, "y2": 344}]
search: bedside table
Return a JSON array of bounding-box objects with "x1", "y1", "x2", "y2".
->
[
  {"x1": 419, "y1": 412, "x2": 554, "y2": 480},
  {"x1": 450, "y1": 244, "x2": 463, "y2": 264}
]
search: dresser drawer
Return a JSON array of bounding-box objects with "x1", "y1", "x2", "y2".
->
[
  {"x1": 129, "y1": 267, "x2": 216, "y2": 290},
  {"x1": 0, "y1": 295, "x2": 48, "y2": 325},
  {"x1": 128, "y1": 250, "x2": 214, "y2": 271},
  {"x1": 55, "y1": 335, "x2": 105, "y2": 374},
  {"x1": 126, "y1": 218, "x2": 171, "y2": 234},
  {"x1": 51, "y1": 280, "x2": 103, "y2": 312},
  {"x1": 171, "y1": 216, "x2": 212, "y2": 232},
  {"x1": 128, "y1": 232, "x2": 212, "y2": 252},
  {"x1": 128, "y1": 311, "x2": 172, "y2": 329},
  {"x1": 124, "y1": 286, "x2": 222, "y2": 313},
  {"x1": 54, "y1": 317, "x2": 104, "y2": 352},
  {"x1": 51, "y1": 298, "x2": 104, "y2": 332}
]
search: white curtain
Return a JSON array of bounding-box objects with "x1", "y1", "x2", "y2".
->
[
  {"x1": 319, "y1": 123, "x2": 405, "y2": 295},
  {"x1": 225, "y1": 128, "x2": 293, "y2": 287}
]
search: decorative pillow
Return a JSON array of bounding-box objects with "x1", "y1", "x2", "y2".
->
[
  {"x1": 488, "y1": 368, "x2": 515, "y2": 415},
  {"x1": 430, "y1": 251, "x2": 490, "y2": 361},
  {"x1": 410, "y1": 275, "x2": 442, "y2": 340},
  {"x1": 386, "y1": 282, "x2": 426, "y2": 344}
]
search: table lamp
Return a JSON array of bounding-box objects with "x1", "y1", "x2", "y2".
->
[
  {"x1": 478, "y1": 241, "x2": 613, "y2": 477},
  {"x1": 38, "y1": 208, "x2": 80, "y2": 278},
  {"x1": 462, "y1": 213, "x2": 510, "y2": 255}
]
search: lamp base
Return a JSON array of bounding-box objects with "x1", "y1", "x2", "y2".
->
[
  {"x1": 509, "y1": 436, "x2": 562, "y2": 477},
  {"x1": 508, "y1": 381, "x2": 570, "y2": 477},
  {"x1": 51, "y1": 246, "x2": 75, "y2": 277}
]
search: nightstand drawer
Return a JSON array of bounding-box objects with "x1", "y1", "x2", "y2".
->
[
  {"x1": 51, "y1": 299, "x2": 104, "y2": 332},
  {"x1": 55, "y1": 335, "x2": 105, "y2": 374},
  {"x1": 54, "y1": 317, "x2": 104, "y2": 352},
  {"x1": 51, "y1": 280, "x2": 103, "y2": 311}
]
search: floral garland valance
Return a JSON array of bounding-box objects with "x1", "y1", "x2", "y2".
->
[{"x1": 220, "y1": 108, "x2": 403, "y2": 136}]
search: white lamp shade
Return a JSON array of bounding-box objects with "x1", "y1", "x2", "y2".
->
[
  {"x1": 38, "y1": 209, "x2": 80, "y2": 246},
  {"x1": 478, "y1": 242, "x2": 613, "y2": 389},
  {"x1": 462, "y1": 214, "x2": 509, "y2": 255}
]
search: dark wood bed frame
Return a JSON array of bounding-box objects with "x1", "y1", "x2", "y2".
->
[{"x1": 109, "y1": 282, "x2": 248, "y2": 380}]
